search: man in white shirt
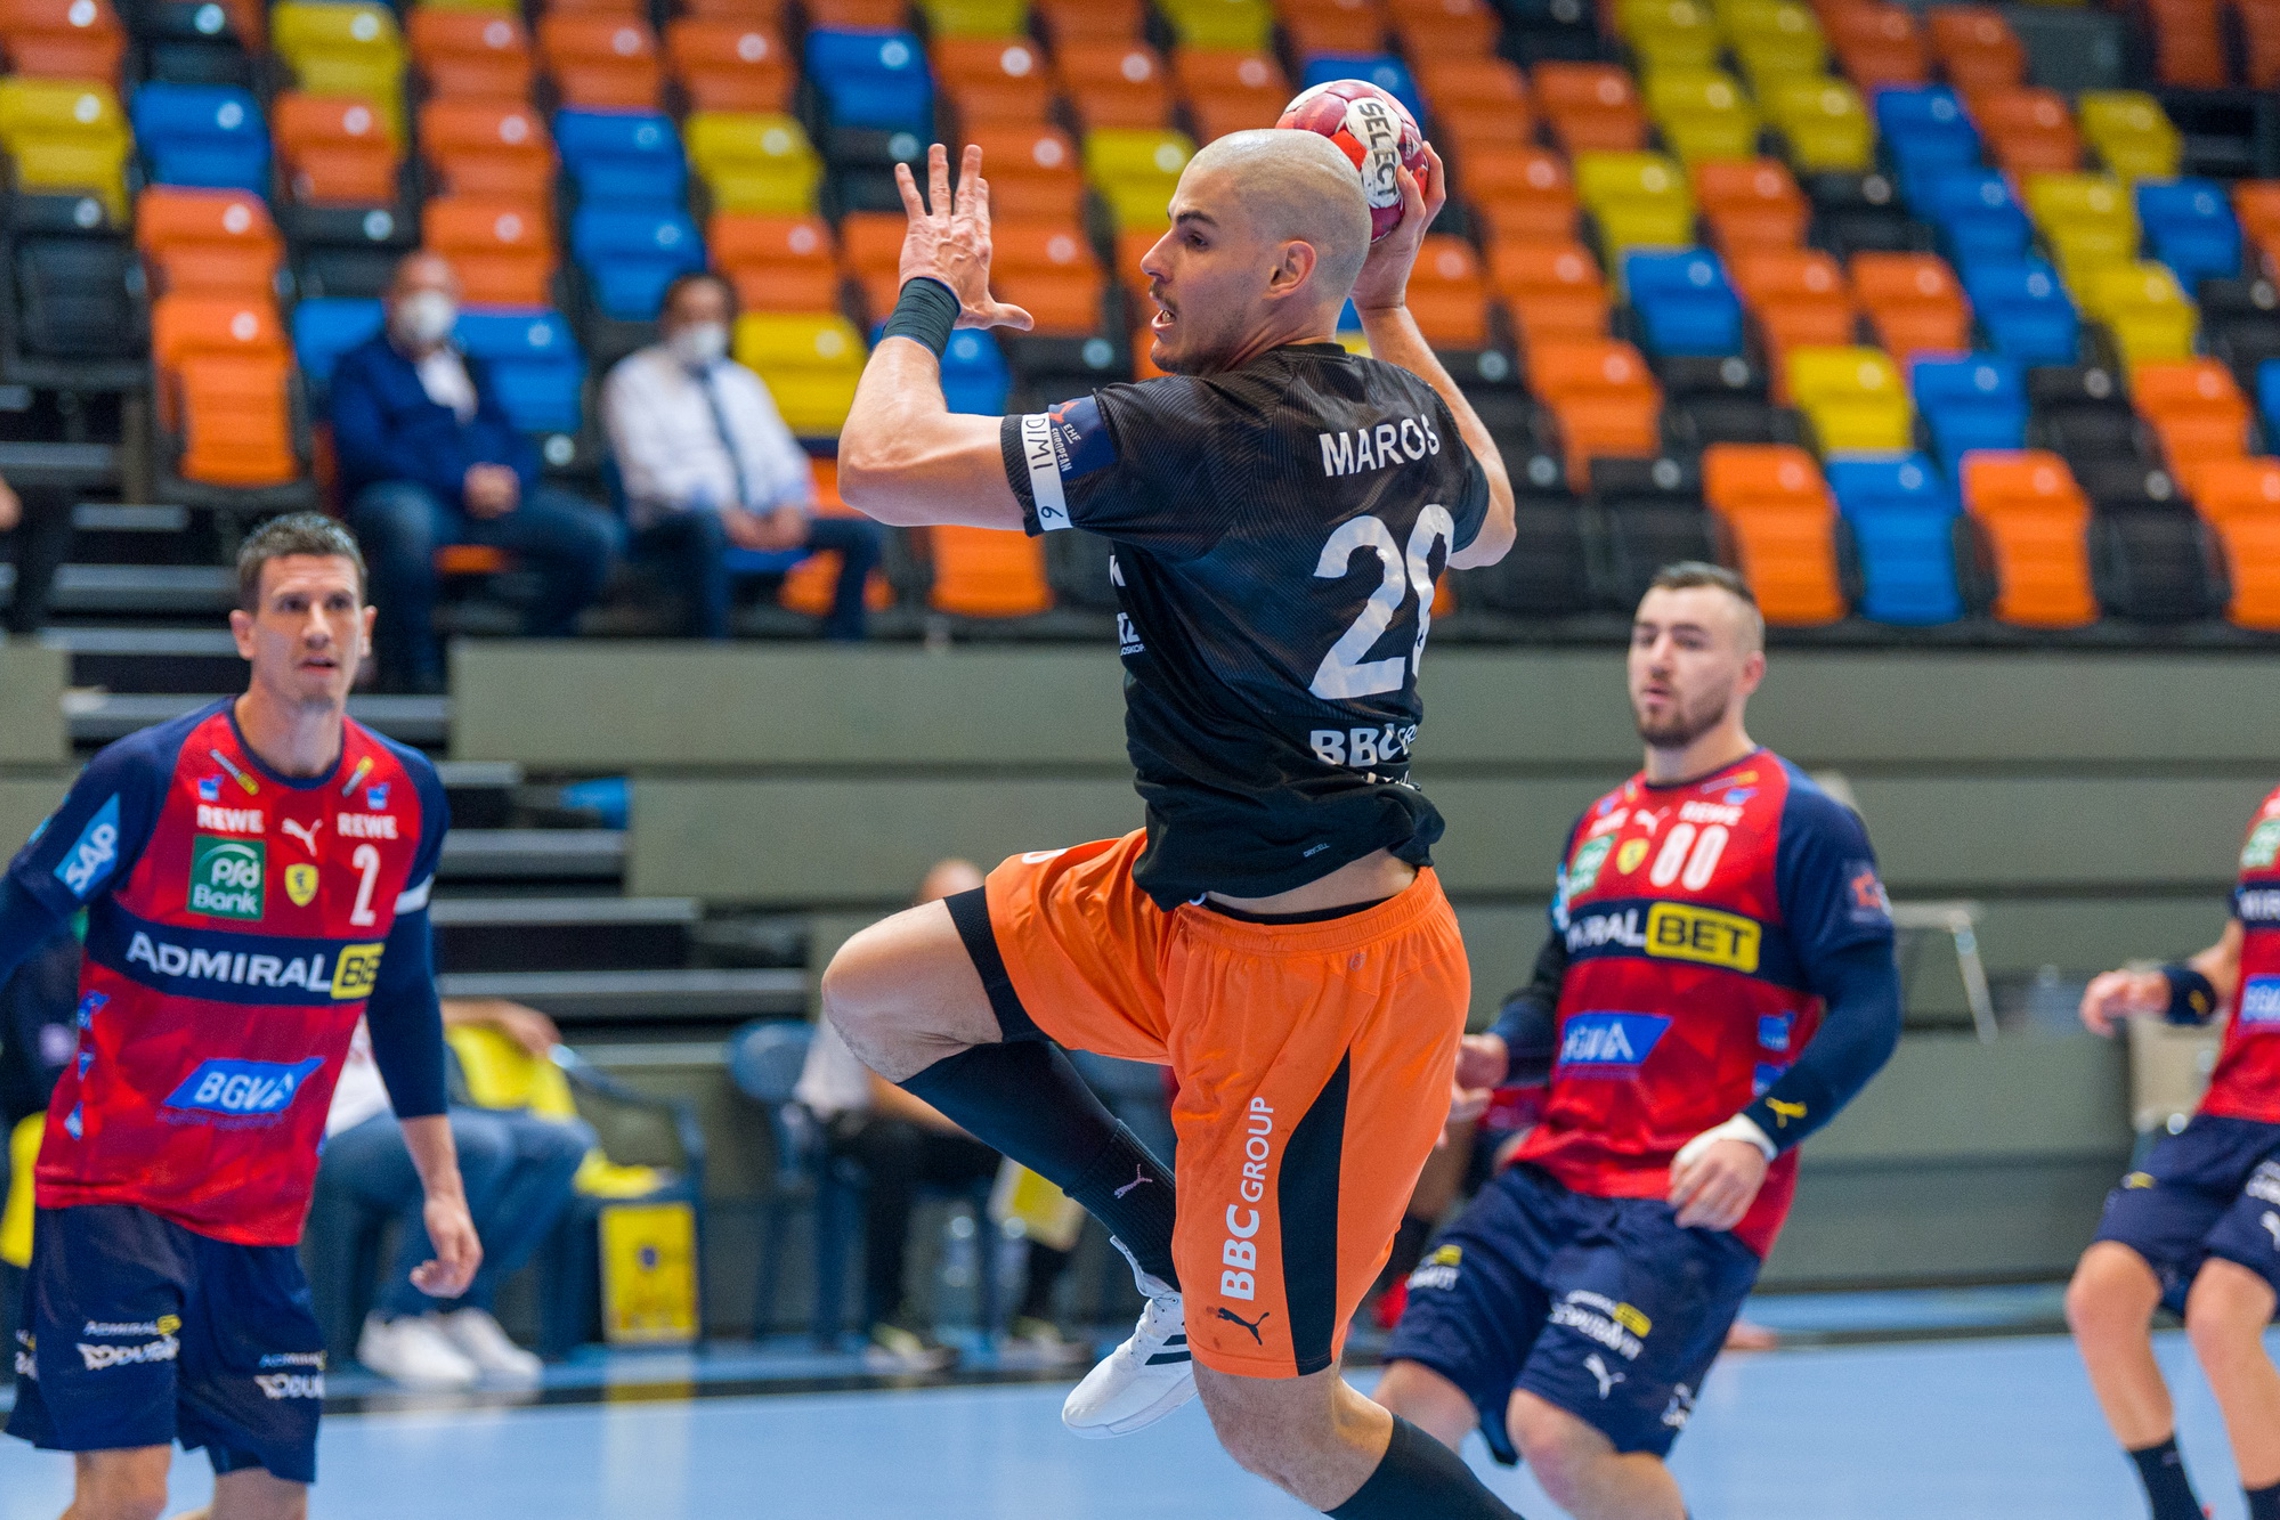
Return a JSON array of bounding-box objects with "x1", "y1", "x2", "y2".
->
[{"x1": 602, "y1": 272, "x2": 883, "y2": 640}]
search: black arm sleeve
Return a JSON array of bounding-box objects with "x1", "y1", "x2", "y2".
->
[
  {"x1": 1741, "y1": 938, "x2": 1902, "y2": 1152},
  {"x1": 363, "y1": 908, "x2": 447, "y2": 1120},
  {"x1": 1487, "y1": 928, "x2": 1569, "y2": 1085},
  {"x1": 0, "y1": 875, "x2": 71, "y2": 989}
]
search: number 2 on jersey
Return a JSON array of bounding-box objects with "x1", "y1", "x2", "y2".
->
[{"x1": 1308, "y1": 507, "x2": 1455, "y2": 701}]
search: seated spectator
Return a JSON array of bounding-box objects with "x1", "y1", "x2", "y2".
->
[
  {"x1": 0, "y1": 471, "x2": 71, "y2": 637},
  {"x1": 331, "y1": 252, "x2": 618, "y2": 693},
  {"x1": 602, "y1": 272, "x2": 883, "y2": 641},
  {"x1": 796, "y1": 860, "x2": 1085, "y2": 1372},
  {"x1": 321, "y1": 997, "x2": 593, "y2": 1388}
]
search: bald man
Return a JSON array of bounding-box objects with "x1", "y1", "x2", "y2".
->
[
  {"x1": 821, "y1": 134, "x2": 1523, "y2": 1517},
  {"x1": 330, "y1": 251, "x2": 617, "y2": 692}
]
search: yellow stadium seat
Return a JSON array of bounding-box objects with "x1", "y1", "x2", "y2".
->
[
  {"x1": 1644, "y1": 68, "x2": 1762, "y2": 164},
  {"x1": 917, "y1": 0, "x2": 1029, "y2": 34},
  {"x1": 1575, "y1": 150, "x2": 1696, "y2": 257},
  {"x1": 2023, "y1": 171, "x2": 2139, "y2": 286},
  {"x1": 0, "y1": 77, "x2": 129, "y2": 216},
  {"x1": 1765, "y1": 77, "x2": 1872, "y2": 172},
  {"x1": 1786, "y1": 344, "x2": 1912, "y2": 452},
  {"x1": 443, "y1": 1027, "x2": 671, "y2": 1200},
  {"x1": 1155, "y1": 0, "x2": 1273, "y2": 48},
  {"x1": 3, "y1": 1112, "x2": 39, "y2": 1269},
  {"x1": 2076, "y1": 90, "x2": 2182, "y2": 181},
  {"x1": 1084, "y1": 127, "x2": 1194, "y2": 230},
  {"x1": 1723, "y1": 0, "x2": 1826, "y2": 89},
  {"x1": 686, "y1": 112, "x2": 823, "y2": 214},
  {"x1": 1619, "y1": 0, "x2": 1723, "y2": 69},
  {"x1": 420, "y1": 0, "x2": 518, "y2": 11},
  {"x1": 271, "y1": 1, "x2": 406, "y2": 114},
  {"x1": 734, "y1": 312, "x2": 867, "y2": 434},
  {"x1": 2081, "y1": 261, "x2": 2197, "y2": 366}
]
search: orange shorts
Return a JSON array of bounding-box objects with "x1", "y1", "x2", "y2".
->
[{"x1": 968, "y1": 829, "x2": 1471, "y2": 1378}]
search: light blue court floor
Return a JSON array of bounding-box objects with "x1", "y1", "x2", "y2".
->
[{"x1": 7, "y1": 1326, "x2": 2280, "y2": 1519}]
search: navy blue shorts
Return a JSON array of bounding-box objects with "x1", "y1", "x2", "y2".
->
[
  {"x1": 1384, "y1": 1164, "x2": 1760, "y2": 1460},
  {"x1": 2092, "y1": 1114, "x2": 2280, "y2": 1319},
  {"x1": 6, "y1": 1204, "x2": 326, "y2": 1483}
]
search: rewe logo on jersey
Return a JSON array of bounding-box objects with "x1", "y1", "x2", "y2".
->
[
  {"x1": 188, "y1": 836, "x2": 264, "y2": 920},
  {"x1": 162, "y1": 1056, "x2": 325, "y2": 1119},
  {"x1": 1556, "y1": 1012, "x2": 1672, "y2": 1076}
]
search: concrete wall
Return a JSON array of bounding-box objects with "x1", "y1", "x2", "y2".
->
[{"x1": 0, "y1": 644, "x2": 67, "y2": 766}]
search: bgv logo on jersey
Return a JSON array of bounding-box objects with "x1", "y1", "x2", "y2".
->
[
  {"x1": 1556, "y1": 1012, "x2": 1672, "y2": 1075},
  {"x1": 188, "y1": 836, "x2": 265, "y2": 920},
  {"x1": 53, "y1": 795, "x2": 121, "y2": 899},
  {"x1": 163, "y1": 1056, "x2": 326, "y2": 1118},
  {"x1": 2239, "y1": 976, "x2": 2280, "y2": 1025}
]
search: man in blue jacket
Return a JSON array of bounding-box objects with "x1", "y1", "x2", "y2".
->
[{"x1": 331, "y1": 252, "x2": 618, "y2": 692}]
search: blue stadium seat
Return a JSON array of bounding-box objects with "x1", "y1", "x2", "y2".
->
[
  {"x1": 2135, "y1": 178, "x2": 2242, "y2": 293},
  {"x1": 1875, "y1": 87, "x2": 1979, "y2": 192},
  {"x1": 1911, "y1": 355, "x2": 2026, "y2": 469},
  {"x1": 131, "y1": 84, "x2": 269, "y2": 196},
  {"x1": 2261, "y1": 358, "x2": 2280, "y2": 442},
  {"x1": 803, "y1": 30, "x2": 933, "y2": 133},
  {"x1": 1826, "y1": 454, "x2": 1964, "y2": 624},
  {"x1": 292, "y1": 298, "x2": 384, "y2": 388},
  {"x1": 1298, "y1": 57, "x2": 1424, "y2": 122},
  {"x1": 555, "y1": 110, "x2": 688, "y2": 208},
  {"x1": 1912, "y1": 170, "x2": 2032, "y2": 265},
  {"x1": 939, "y1": 329, "x2": 1009, "y2": 415},
  {"x1": 1623, "y1": 248, "x2": 1744, "y2": 357},
  {"x1": 568, "y1": 205, "x2": 704, "y2": 321},
  {"x1": 1962, "y1": 258, "x2": 2079, "y2": 365},
  {"x1": 454, "y1": 308, "x2": 585, "y2": 434}
]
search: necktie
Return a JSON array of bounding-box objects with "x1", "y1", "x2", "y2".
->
[{"x1": 692, "y1": 363, "x2": 756, "y2": 510}]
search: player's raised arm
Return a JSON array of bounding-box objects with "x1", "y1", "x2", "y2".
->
[
  {"x1": 2080, "y1": 920, "x2": 2242, "y2": 1036},
  {"x1": 1347, "y1": 147, "x2": 1515, "y2": 571},
  {"x1": 838, "y1": 143, "x2": 1033, "y2": 530}
]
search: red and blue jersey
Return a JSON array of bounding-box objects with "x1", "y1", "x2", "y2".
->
[
  {"x1": 1511, "y1": 751, "x2": 1894, "y2": 1256},
  {"x1": 7, "y1": 700, "x2": 447, "y2": 1245},
  {"x1": 2206, "y1": 785, "x2": 2280, "y2": 1123}
]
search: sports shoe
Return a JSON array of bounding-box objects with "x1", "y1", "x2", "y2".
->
[
  {"x1": 357, "y1": 1313, "x2": 479, "y2": 1389},
  {"x1": 1004, "y1": 1314, "x2": 1092, "y2": 1369},
  {"x1": 438, "y1": 1308, "x2": 544, "y2": 1382},
  {"x1": 1061, "y1": 1240, "x2": 1193, "y2": 1439},
  {"x1": 862, "y1": 1318, "x2": 958, "y2": 1373}
]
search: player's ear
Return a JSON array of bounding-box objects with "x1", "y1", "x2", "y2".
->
[
  {"x1": 1736, "y1": 648, "x2": 1767, "y2": 696},
  {"x1": 228, "y1": 607, "x2": 255, "y2": 660},
  {"x1": 1265, "y1": 238, "x2": 1318, "y2": 300}
]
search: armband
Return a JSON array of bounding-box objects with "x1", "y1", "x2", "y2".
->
[
  {"x1": 2162, "y1": 963, "x2": 2219, "y2": 1025},
  {"x1": 880, "y1": 276, "x2": 960, "y2": 358},
  {"x1": 1673, "y1": 1113, "x2": 1776, "y2": 1169}
]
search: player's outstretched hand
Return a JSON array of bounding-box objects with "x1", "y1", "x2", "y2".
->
[
  {"x1": 895, "y1": 143, "x2": 1034, "y2": 333},
  {"x1": 411, "y1": 1189, "x2": 484, "y2": 1300},
  {"x1": 2080, "y1": 968, "x2": 2167, "y2": 1037},
  {"x1": 1668, "y1": 1138, "x2": 1769, "y2": 1232},
  {"x1": 1349, "y1": 143, "x2": 1448, "y2": 316}
]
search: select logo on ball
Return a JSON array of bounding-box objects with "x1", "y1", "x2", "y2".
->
[{"x1": 1276, "y1": 79, "x2": 1431, "y2": 242}]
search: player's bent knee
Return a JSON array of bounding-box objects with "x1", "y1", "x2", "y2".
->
[
  {"x1": 2066, "y1": 1243, "x2": 2160, "y2": 1337},
  {"x1": 2184, "y1": 1259, "x2": 2278, "y2": 1363},
  {"x1": 1507, "y1": 1390, "x2": 1614, "y2": 1504},
  {"x1": 73, "y1": 1457, "x2": 172, "y2": 1520},
  {"x1": 1373, "y1": 1359, "x2": 1477, "y2": 1452}
]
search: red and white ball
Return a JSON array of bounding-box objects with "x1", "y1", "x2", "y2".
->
[{"x1": 1276, "y1": 79, "x2": 1430, "y2": 241}]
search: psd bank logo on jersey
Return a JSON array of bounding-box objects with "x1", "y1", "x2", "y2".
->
[
  {"x1": 1555, "y1": 1012, "x2": 1672, "y2": 1078},
  {"x1": 162, "y1": 1056, "x2": 326, "y2": 1122},
  {"x1": 2240, "y1": 976, "x2": 2280, "y2": 1026},
  {"x1": 188, "y1": 835, "x2": 265, "y2": 920}
]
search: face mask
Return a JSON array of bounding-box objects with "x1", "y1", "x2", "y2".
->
[
  {"x1": 393, "y1": 290, "x2": 457, "y2": 348},
  {"x1": 670, "y1": 322, "x2": 730, "y2": 367}
]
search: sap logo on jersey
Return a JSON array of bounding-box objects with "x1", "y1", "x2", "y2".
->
[
  {"x1": 1317, "y1": 415, "x2": 1442, "y2": 477},
  {"x1": 1556, "y1": 1012, "x2": 1672, "y2": 1075},
  {"x1": 53, "y1": 795, "x2": 121, "y2": 900},
  {"x1": 339, "y1": 812, "x2": 399, "y2": 840},
  {"x1": 2240, "y1": 976, "x2": 2280, "y2": 1025},
  {"x1": 162, "y1": 1056, "x2": 326, "y2": 1119}
]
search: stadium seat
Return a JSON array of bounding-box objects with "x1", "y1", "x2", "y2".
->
[
  {"x1": 0, "y1": 0, "x2": 126, "y2": 83},
  {"x1": 684, "y1": 112, "x2": 822, "y2": 215},
  {"x1": 1387, "y1": 0, "x2": 1499, "y2": 60},
  {"x1": 931, "y1": 36, "x2": 1051, "y2": 126},
  {"x1": 420, "y1": 100, "x2": 556, "y2": 209},
  {"x1": 291, "y1": 294, "x2": 383, "y2": 387},
  {"x1": 1054, "y1": 41, "x2": 1171, "y2": 131},
  {"x1": 1035, "y1": 0, "x2": 1144, "y2": 44},
  {"x1": 556, "y1": 110, "x2": 687, "y2": 207},
  {"x1": 1450, "y1": 497, "x2": 1595, "y2": 616},
  {"x1": 1155, "y1": 0, "x2": 1272, "y2": 50},
  {"x1": 1643, "y1": 68, "x2": 1761, "y2": 166},
  {"x1": 988, "y1": 220, "x2": 1105, "y2": 336},
  {"x1": 1082, "y1": 128, "x2": 1193, "y2": 231},
  {"x1": 272, "y1": 93, "x2": 399, "y2": 208},
  {"x1": 1701, "y1": 443, "x2": 1845, "y2": 624},
  {"x1": 406, "y1": 9, "x2": 534, "y2": 101},
  {"x1": 1875, "y1": 87, "x2": 1979, "y2": 192},
  {"x1": 1616, "y1": 0, "x2": 1719, "y2": 72},
  {"x1": 927, "y1": 527, "x2": 1053, "y2": 617},
  {"x1": 1764, "y1": 76, "x2": 1873, "y2": 173},
  {"x1": 1574, "y1": 151, "x2": 1694, "y2": 261},
  {"x1": 1925, "y1": 6, "x2": 2022, "y2": 92},
  {"x1": 2076, "y1": 91, "x2": 2181, "y2": 182},
  {"x1": 2028, "y1": 363, "x2": 2149, "y2": 473},
  {"x1": 918, "y1": 0, "x2": 1028, "y2": 37},
  {"x1": 1852, "y1": 250, "x2": 1971, "y2": 361},
  {"x1": 805, "y1": 29, "x2": 933, "y2": 133},
  {"x1": 1963, "y1": 258, "x2": 2079, "y2": 365},
  {"x1": 1625, "y1": 248, "x2": 1744, "y2": 357},
  {"x1": 669, "y1": 19, "x2": 792, "y2": 113},
  {"x1": 1725, "y1": 0, "x2": 1827, "y2": 94},
  {"x1": 2024, "y1": 172, "x2": 2140, "y2": 288},
  {"x1": 2183, "y1": 456, "x2": 2280, "y2": 628},
  {"x1": 1730, "y1": 248, "x2": 1856, "y2": 375},
  {"x1": 2132, "y1": 358, "x2": 2252, "y2": 479},
  {"x1": 271, "y1": 2, "x2": 404, "y2": 116},
  {"x1": 1959, "y1": 449, "x2": 2098, "y2": 626},
  {"x1": 709, "y1": 212, "x2": 838, "y2": 312},
  {"x1": 2136, "y1": 178, "x2": 2242, "y2": 292},
  {"x1": 1786, "y1": 344, "x2": 1910, "y2": 452},
  {"x1": 2144, "y1": 0, "x2": 2229, "y2": 87},
  {"x1": 1489, "y1": 239, "x2": 1611, "y2": 349},
  {"x1": 1826, "y1": 453, "x2": 1965, "y2": 623},
  {"x1": 454, "y1": 307, "x2": 586, "y2": 435},
  {"x1": 569, "y1": 205, "x2": 704, "y2": 321},
  {"x1": 2080, "y1": 262, "x2": 2197, "y2": 368},
  {"x1": 131, "y1": 83, "x2": 267, "y2": 194},
  {"x1": 1460, "y1": 146, "x2": 1579, "y2": 244},
  {"x1": 733, "y1": 311, "x2": 866, "y2": 435},
  {"x1": 1403, "y1": 235, "x2": 1492, "y2": 348},
  {"x1": 1175, "y1": 47, "x2": 1286, "y2": 141},
  {"x1": 1411, "y1": 56, "x2": 1530, "y2": 157},
  {"x1": 958, "y1": 124, "x2": 1082, "y2": 220},
  {"x1": 806, "y1": 0, "x2": 911, "y2": 25},
  {"x1": 938, "y1": 327, "x2": 1010, "y2": 414},
  {"x1": 1281, "y1": 0, "x2": 1385, "y2": 60},
  {"x1": 1967, "y1": 87, "x2": 2080, "y2": 177},
  {"x1": 1526, "y1": 338, "x2": 1662, "y2": 483},
  {"x1": 424, "y1": 196, "x2": 555, "y2": 305},
  {"x1": 1912, "y1": 169, "x2": 2031, "y2": 265},
  {"x1": 1591, "y1": 454, "x2": 1718, "y2": 604},
  {"x1": 1693, "y1": 159, "x2": 1809, "y2": 257},
  {"x1": 1297, "y1": 56, "x2": 1421, "y2": 121},
  {"x1": 135, "y1": 184, "x2": 280, "y2": 296},
  {"x1": 13, "y1": 229, "x2": 138, "y2": 361},
  {"x1": 538, "y1": 15, "x2": 663, "y2": 110},
  {"x1": 1824, "y1": 1, "x2": 1929, "y2": 92},
  {"x1": 0, "y1": 78, "x2": 130, "y2": 215},
  {"x1": 838, "y1": 210, "x2": 906, "y2": 321},
  {"x1": 2236, "y1": 182, "x2": 2280, "y2": 276},
  {"x1": 1659, "y1": 352, "x2": 1785, "y2": 446},
  {"x1": 2246, "y1": 0, "x2": 2280, "y2": 88},
  {"x1": 1534, "y1": 63, "x2": 1648, "y2": 154},
  {"x1": 1912, "y1": 354, "x2": 2026, "y2": 468},
  {"x1": 150, "y1": 293, "x2": 295, "y2": 486}
]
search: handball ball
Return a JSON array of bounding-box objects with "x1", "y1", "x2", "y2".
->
[{"x1": 1276, "y1": 80, "x2": 1430, "y2": 242}]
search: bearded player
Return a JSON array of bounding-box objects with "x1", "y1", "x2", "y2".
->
[
  {"x1": 1, "y1": 513, "x2": 476, "y2": 1520},
  {"x1": 1374, "y1": 565, "x2": 1903, "y2": 1520},
  {"x1": 823, "y1": 128, "x2": 1530, "y2": 1516},
  {"x1": 2066, "y1": 791, "x2": 2280, "y2": 1520}
]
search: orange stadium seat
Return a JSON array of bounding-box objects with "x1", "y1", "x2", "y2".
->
[
  {"x1": 422, "y1": 196, "x2": 556, "y2": 305},
  {"x1": 928, "y1": 527, "x2": 1054, "y2": 617},
  {"x1": 2235, "y1": 182, "x2": 2280, "y2": 275},
  {"x1": 135, "y1": 186, "x2": 282, "y2": 298},
  {"x1": 1459, "y1": 146, "x2": 1579, "y2": 244},
  {"x1": 1490, "y1": 239, "x2": 1611, "y2": 348},
  {"x1": 150, "y1": 294, "x2": 296, "y2": 487},
  {"x1": 1386, "y1": 0, "x2": 1500, "y2": 59},
  {"x1": 2244, "y1": 0, "x2": 2280, "y2": 87},
  {"x1": 989, "y1": 220, "x2": 1107, "y2": 336},
  {"x1": 273, "y1": 93, "x2": 400, "y2": 207},
  {"x1": 1527, "y1": 338, "x2": 1662, "y2": 484},
  {"x1": 1056, "y1": 41, "x2": 1173, "y2": 131},
  {"x1": 538, "y1": 14, "x2": 663, "y2": 110},
  {"x1": 668, "y1": 20, "x2": 792, "y2": 113},
  {"x1": 2145, "y1": 0, "x2": 2226, "y2": 87},
  {"x1": 1174, "y1": 49, "x2": 1288, "y2": 141},
  {"x1": 1852, "y1": 250, "x2": 1971, "y2": 362},
  {"x1": 780, "y1": 468, "x2": 893, "y2": 616},
  {"x1": 1824, "y1": 2, "x2": 1927, "y2": 91},
  {"x1": 1960, "y1": 450, "x2": 2098, "y2": 627},
  {"x1": 2132, "y1": 359, "x2": 2252, "y2": 476},
  {"x1": 838, "y1": 210, "x2": 906, "y2": 324},
  {"x1": 1404, "y1": 235, "x2": 1492, "y2": 348},
  {"x1": 1534, "y1": 63, "x2": 1649, "y2": 154},
  {"x1": 1694, "y1": 159, "x2": 1809, "y2": 255},
  {"x1": 420, "y1": 100, "x2": 555, "y2": 209},
  {"x1": 709, "y1": 212, "x2": 840, "y2": 311},
  {"x1": 407, "y1": 9, "x2": 535, "y2": 101},
  {"x1": 2188, "y1": 457, "x2": 2280, "y2": 629},
  {"x1": 1702, "y1": 443, "x2": 1846, "y2": 625},
  {"x1": 933, "y1": 37, "x2": 1053, "y2": 126},
  {"x1": 1281, "y1": 0, "x2": 1386, "y2": 59},
  {"x1": 1966, "y1": 87, "x2": 2080, "y2": 176},
  {"x1": 1732, "y1": 249, "x2": 1857, "y2": 388},
  {"x1": 806, "y1": 0, "x2": 907, "y2": 24},
  {"x1": 962, "y1": 124, "x2": 1084, "y2": 221},
  {"x1": 1035, "y1": 0, "x2": 1144, "y2": 45},
  {"x1": 1926, "y1": 6, "x2": 2023, "y2": 92},
  {"x1": 0, "y1": 0, "x2": 125, "y2": 82},
  {"x1": 679, "y1": 0, "x2": 788, "y2": 20},
  {"x1": 1413, "y1": 56, "x2": 1533, "y2": 157}
]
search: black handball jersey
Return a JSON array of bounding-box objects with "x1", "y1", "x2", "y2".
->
[{"x1": 998, "y1": 341, "x2": 1492, "y2": 907}]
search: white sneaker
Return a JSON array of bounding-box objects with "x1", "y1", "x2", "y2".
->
[
  {"x1": 437, "y1": 1308, "x2": 544, "y2": 1382},
  {"x1": 357, "y1": 1313, "x2": 479, "y2": 1389},
  {"x1": 1061, "y1": 1240, "x2": 1194, "y2": 1439}
]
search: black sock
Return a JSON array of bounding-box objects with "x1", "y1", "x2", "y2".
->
[
  {"x1": 1327, "y1": 1415, "x2": 1525, "y2": 1519},
  {"x1": 2248, "y1": 1481, "x2": 2280, "y2": 1520},
  {"x1": 900, "y1": 1041, "x2": 1179, "y2": 1288},
  {"x1": 2129, "y1": 1437, "x2": 2202, "y2": 1520}
]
